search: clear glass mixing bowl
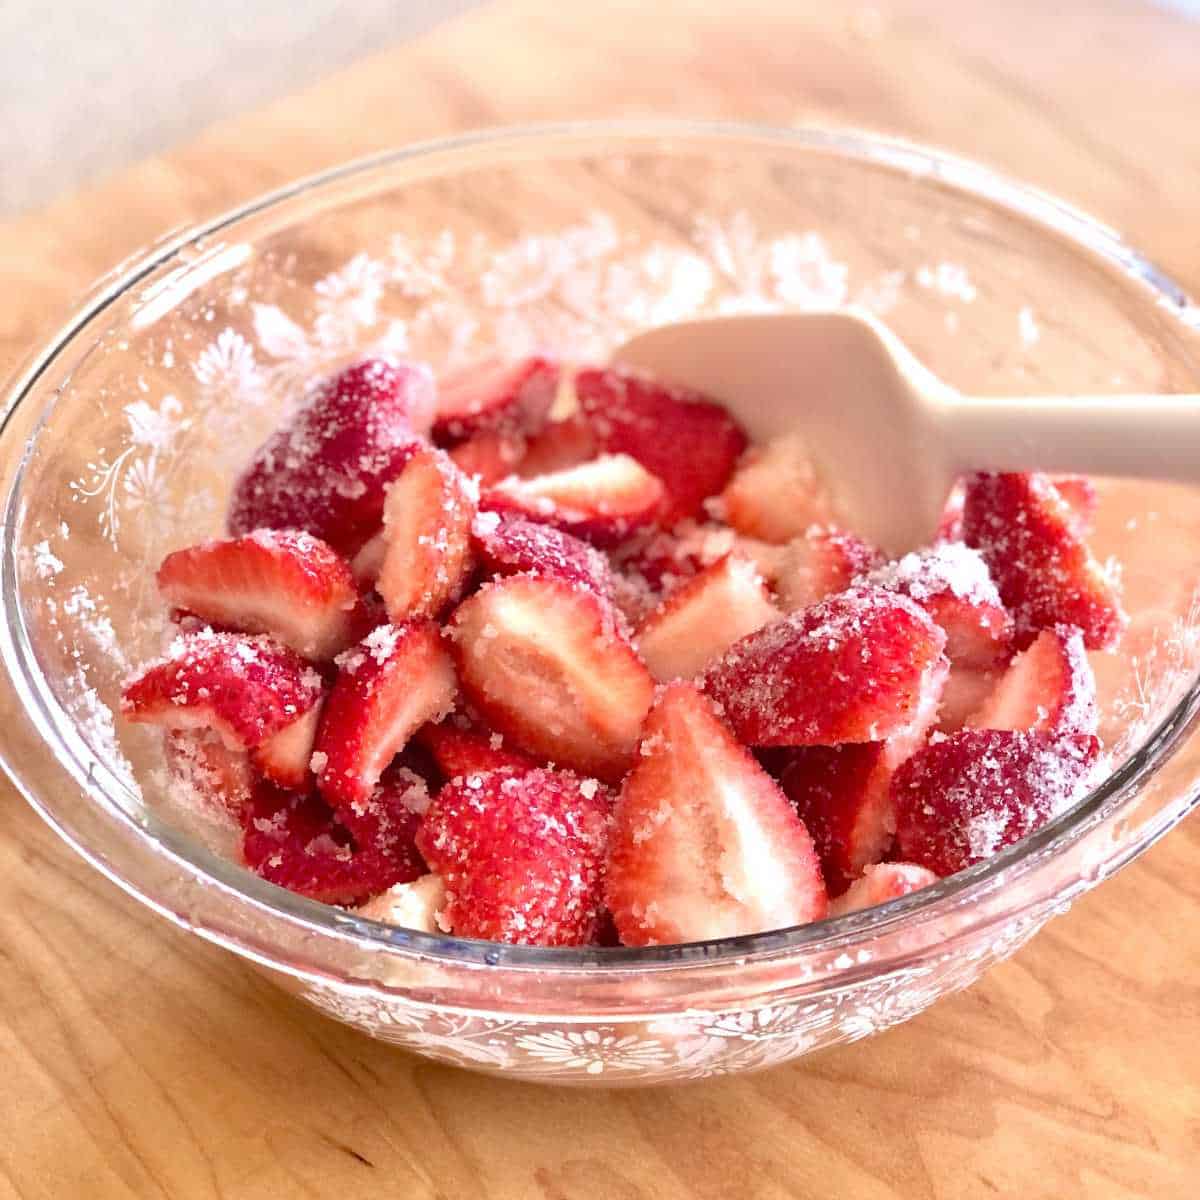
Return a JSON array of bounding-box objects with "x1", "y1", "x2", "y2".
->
[{"x1": 2, "y1": 122, "x2": 1199, "y2": 1085}]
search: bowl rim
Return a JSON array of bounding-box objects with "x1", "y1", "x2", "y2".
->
[{"x1": 3, "y1": 117, "x2": 1200, "y2": 976}]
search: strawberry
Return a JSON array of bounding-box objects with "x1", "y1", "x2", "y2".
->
[
  {"x1": 636, "y1": 554, "x2": 780, "y2": 682},
  {"x1": 470, "y1": 510, "x2": 614, "y2": 597},
  {"x1": 892, "y1": 728, "x2": 1100, "y2": 875},
  {"x1": 779, "y1": 654, "x2": 945, "y2": 894},
  {"x1": 962, "y1": 472, "x2": 1126, "y2": 650},
  {"x1": 416, "y1": 718, "x2": 541, "y2": 780},
  {"x1": 858, "y1": 541, "x2": 1013, "y2": 668},
  {"x1": 718, "y1": 432, "x2": 836, "y2": 543},
  {"x1": 433, "y1": 356, "x2": 558, "y2": 443},
  {"x1": 1052, "y1": 475, "x2": 1099, "y2": 536},
  {"x1": 936, "y1": 481, "x2": 966, "y2": 543},
  {"x1": 606, "y1": 682, "x2": 827, "y2": 945},
  {"x1": 702, "y1": 586, "x2": 948, "y2": 747},
  {"x1": 227, "y1": 359, "x2": 433, "y2": 555},
  {"x1": 121, "y1": 629, "x2": 324, "y2": 749},
  {"x1": 336, "y1": 759, "x2": 433, "y2": 861},
  {"x1": 377, "y1": 447, "x2": 476, "y2": 623},
  {"x1": 448, "y1": 574, "x2": 654, "y2": 781},
  {"x1": 157, "y1": 529, "x2": 364, "y2": 661},
  {"x1": 774, "y1": 525, "x2": 882, "y2": 612},
  {"x1": 937, "y1": 664, "x2": 1001, "y2": 731},
  {"x1": 350, "y1": 530, "x2": 387, "y2": 588},
  {"x1": 485, "y1": 453, "x2": 665, "y2": 547},
  {"x1": 416, "y1": 767, "x2": 610, "y2": 945},
  {"x1": 518, "y1": 415, "x2": 598, "y2": 477},
  {"x1": 448, "y1": 431, "x2": 529, "y2": 486},
  {"x1": 314, "y1": 621, "x2": 457, "y2": 811},
  {"x1": 251, "y1": 700, "x2": 324, "y2": 789},
  {"x1": 163, "y1": 729, "x2": 255, "y2": 822},
  {"x1": 828, "y1": 862, "x2": 939, "y2": 917},
  {"x1": 355, "y1": 874, "x2": 449, "y2": 932},
  {"x1": 967, "y1": 624, "x2": 1097, "y2": 737},
  {"x1": 574, "y1": 367, "x2": 748, "y2": 525},
  {"x1": 242, "y1": 778, "x2": 424, "y2": 906}
]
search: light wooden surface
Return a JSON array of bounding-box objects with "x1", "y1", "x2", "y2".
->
[{"x1": 2, "y1": 2, "x2": 1199, "y2": 1196}]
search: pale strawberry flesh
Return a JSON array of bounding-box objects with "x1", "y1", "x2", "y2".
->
[
  {"x1": 775, "y1": 525, "x2": 882, "y2": 612},
  {"x1": 433, "y1": 356, "x2": 558, "y2": 443},
  {"x1": 828, "y1": 862, "x2": 939, "y2": 916}
]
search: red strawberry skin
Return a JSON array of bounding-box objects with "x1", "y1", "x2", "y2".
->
[
  {"x1": 433, "y1": 356, "x2": 559, "y2": 443},
  {"x1": 416, "y1": 719, "x2": 541, "y2": 780},
  {"x1": 702, "y1": 587, "x2": 948, "y2": 746},
  {"x1": 157, "y1": 529, "x2": 364, "y2": 661},
  {"x1": 228, "y1": 359, "x2": 432, "y2": 554},
  {"x1": 962, "y1": 472, "x2": 1126, "y2": 650},
  {"x1": 314, "y1": 620, "x2": 457, "y2": 811},
  {"x1": 575, "y1": 367, "x2": 748, "y2": 525},
  {"x1": 607, "y1": 683, "x2": 827, "y2": 946},
  {"x1": 121, "y1": 630, "x2": 324, "y2": 749},
  {"x1": 416, "y1": 767, "x2": 610, "y2": 946},
  {"x1": 892, "y1": 728, "x2": 1099, "y2": 875},
  {"x1": 470, "y1": 510, "x2": 614, "y2": 597}
]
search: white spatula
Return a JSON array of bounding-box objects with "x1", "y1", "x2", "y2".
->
[{"x1": 615, "y1": 308, "x2": 1200, "y2": 555}]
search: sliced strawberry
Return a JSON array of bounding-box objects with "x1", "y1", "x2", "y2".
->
[
  {"x1": 157, "y1": 529, "x2": 364, "y2": 661},
  {"x1": 355, "y1": 873, "x2": 449, "y2": 932},
  {"x1": 1053, "y1": 475, "x2": 1099, "y2": 536},
  {"x1": 377, "y1": 447, "x2": 476, "y2": 623},
  {"x1": 574, "y1": 367, "x2": 748, "y2": 525},
  {"x1": 448, "y1": 574, "x2": 654, "y2": 780},
  {"x1": 121, "y1": 630, "x2": 324, "y2": 749},
  {"x1": 962, "y1": 472, "x2": 1126, "y2": 650},
  {"x1": 485, "y1": 454, "x2": 665, "y2": 547},
  {"x1": 227, "y1": 359, "x2": 433, "y2": 554},
  {"x1": 517, "y1": 415, "x2": 599, "y2": 477},
  {"x1": 774, "y1": 525, "x2": 882, "y2": 612},
  {"x1": 433, "y1": 356, "x2": 558, "y2": 443},
  {"x1": 416, "y1": 718, "x2": 541, "y2": 780},
  {"x1": 416, "y1": 767, "x2": 610, "y2": 946},
  {"x1": 936, "y1": 480, "x2": 966, "y2": 543},
  {"x1": 448, "y1": 430, "x2": 529, "y2": 486},
  {"x1": 718, "y1": 432, "x2": 836, "y2": 543},
  {"x1": 251, "y1": 700, "x2": 323, "y2": 789},
  {"x1": 607, "y1": 682, "x2": 827, "y2": 945},
  {"x1": 828, "y1": 862, "x2": 939, "y2": 917},
  {"x1": 336, "y1": 758, "x2": 432, "y2": 860},
  {"x1": 858, "y1": 541, "x2": 1013, "y2": 668},
  {"x1": 314, "y1": 620, "x2": 457, "y2": 810},
  {"x1": 702, "y1": 586, "x2": 948, "y2": 747},
  {"x1": 470, "y1": 510, "x2": 614, "y2": 597},
  {"x1": 163, "y1": 729, "x2": 255, "y2": 822},
  {"x1": 779, "y1": 654, "x2": 945, "y2": 894},
  {"x1": 350, "y1": 530, "x2": 387, "y2": 588},
  {"x1": 967, "y1": 624, "x2": 1097, "y2": 737},
  {"x1": 892, "y1": 728, "x2": 1100, "y2": 875},
  {"x1": 242, "y1": 778, "x2": 424, "y2": 906},
  {"x1": 636, "y1": 554, "x2": 780, "y2": 682},
  {"x1": 937, "y1": 664, "x2": 1001, "y2": 731}
]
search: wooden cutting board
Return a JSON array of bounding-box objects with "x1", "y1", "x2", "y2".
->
[{"x1": 1, "y1": 2, "x2": 1198, "y2": 1196}]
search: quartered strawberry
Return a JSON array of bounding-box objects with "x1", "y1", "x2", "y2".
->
[
  {"x1": 377, "y1": 447, "x2": 477, "y2": 623},
  {"x1": 314, "y1": 621, "x2": 457, "y2": 811},
  {"x1": 355, "y1": 873, "x2": 449, "y2": 933},
  {"x1": 779, "y1": 651, "x2": 945, "y2": 895},
  {"x1": 702, "y1": 586, "x2": 948, "y2": 747},
  {"x1": 828, "y1": 862, "x2": 939, "y2": 917},
  {"x1": 962, "y1": 472, "x2": 1126, "y2": 650},
  {"x1": 968, "y1": 624, "x2": 1097, "y2": 737},
  {"x1": 336, "y1": 758, "x2": 432, "y2": 861},
  {"x1": 157, "y1": 529, "x2": 364, "y2": 661},
  {"x1": 251, "y1": 700, "x2": 324, "y2": 789},
  {"x1": 574, "y1": 367, "x2": 748, "y2": 526},
  {"x1": 416, "y1": 767, "x2": 610, "y2": 946},
  {"x1": 858, "y1": 541, "x2": 1013, "y2": 668},
  {"x1": 774, "y1": 525, "x2": 882, "y2": 612},
  {"x1": 242, "y1": 780, "x2": 424, "y2": 907},
  {"x1": 448, "y1": 430, "x2": 529, "y2": 486},
  {"x1": 121, "y1": 629, "x2": 324, "y2": 750},
  {"x1": 517, "y1": 415, "x2": 599, "y2": 478},
  {"x1": 416, "y1": 718, "x2": 541, "y2": 780},
  {"x1": 349, "y1": 530, "x2": 387, "y2": 588},
  {"x1": 937, "y1": 664, "x2": 1001, "y2": 732},
  {"x1": 485, "y1": 453, "x2": 665, "y2": 547},
  {"x1": 470, "y1": 510, "x2": 614, "y2": 597},
  {"x1": 164, "y1": 729, "x2": 256, "y2": 822},
  {"x1": 433, "y1": 356, "x2": 559, "y2": 443},
  {"x1": 1052, "y1": 475, "x2": 1099, "y2": 537},
  {"x1": 718, "y1": 432, "x2": 836, "y2": 543},
  {"x1": 892, "y1": 728, "x2": 1100, "y2": 875},
  {"x1": 607, "y1": 683, "x2": 827, "y2": 945},
  {"x1": 636, "y1": 553, "x2": 780, "y2": 682},
  {"x1": 228, "y1": 359, "x2": 433, "y2": 555},
  {"x1": 448, "y1": 574, "x2": 654, "y2": 781}
]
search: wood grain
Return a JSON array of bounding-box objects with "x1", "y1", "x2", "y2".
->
[{"x1": 1, "y1": 1, "x2": 1199, "y2": 1196}]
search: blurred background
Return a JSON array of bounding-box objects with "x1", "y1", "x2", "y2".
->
[{"x1": 0, "y1": 0, "x2": 481, "y2": 216}]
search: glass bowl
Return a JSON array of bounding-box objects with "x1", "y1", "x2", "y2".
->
[{"x1": 2, "y1": 122, "x2": 1200, "y2": 1086}]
